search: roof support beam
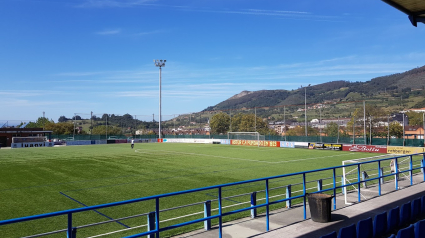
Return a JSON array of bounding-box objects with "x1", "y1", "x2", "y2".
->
[{"x1": 381, "y1": 0, "x2": 412, "y2": 15}]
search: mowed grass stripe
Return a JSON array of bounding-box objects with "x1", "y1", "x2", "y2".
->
[{"x1": 0, "y1": 143, "x2": 385, "y2": 237}]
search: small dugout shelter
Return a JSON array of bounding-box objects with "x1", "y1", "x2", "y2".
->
[
  {"x1": 382, "y1": 0, "x2": 425, "y2": 26},
  {"x1": 0, "y1": 128, "x2": 52, "y2": 148}
]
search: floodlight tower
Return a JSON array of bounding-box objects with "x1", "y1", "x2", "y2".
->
[{"x1": 154, "y1": 59, "x2": 166, "y2": 139}]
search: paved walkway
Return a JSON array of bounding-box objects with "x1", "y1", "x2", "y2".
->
[{"x1": 175, "y1": 174, "x2": 425, "y2": 238}]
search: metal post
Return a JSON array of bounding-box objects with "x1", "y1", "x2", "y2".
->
[
  {"x1": 422, "y1": 156, "x2": 425, "y2": 181},
  {"x1": 409, "y1": 156, "x2": 413, "y2": 185},
  {"x1": 395, "y1": 158, "x2": 399, "y2": 190},
  {"x1": 403, "y1": 114, "x2": 405, "y2": 146},
  {"x1": 380, "y1": 167, "x2": 384, "y2": 185},
  {"x1": 255, "y1": 107, "x2": 257, "y2": 132},
  {"x1": 378, "y1": 161, "x2": 382, "y2": 196},
  {"x1": 320, "y1": 107, "x2": 322, "y2": 142},
  {"x1": 333, "y1": 168, "x2": 336, "y2": 210},
  {"x1": 229, "y1": 110, "x2": 232, "y2": 132},
  {"x1": 305, "y1": 87, "x2": 307, "y2": 137},
  {"x1": 266, "y1": 179, "x2": 270, "y2": 231},
  {"x1": 106, "y1": 115, "x2": 108, "y2": 139},
  {"x1": 155, "y1": 198, "x2": 159, "y2": 238},
  {"x1": 370, "y1": 116, "x2": 372, "y2": 145},
  {"x1": 204, "y1": 200, "x2": 211, "y2": 230},
  {"x1": 251, "y1": 192, "x2": 257, "y2": 218},
  {"x1": 363, "y1": 101, "x2": 366, "y2": 144},
  {"x1": 337, "y1": 116, "x2": 340, "y2": 144},
  {"x1": 317, "y1": 179, "x2": 322, "y2": 191},
  {"x1": 218, "y1": 187, "x2": 222, "y2": 238},
  {"x1": 90, "y1": 111, "x2": 93, "y2": 136},
  {"x1": 147, "y1": 212, "x2": 156, "y2": 238},
  {"x1": 284, "y1": 106, "x2": 286, "y2": 141},
  {"x1": 154, "y1": 60, "x2": 166, "y2": 139},
  {"x1": 159, "y1": 66, "x2": 162, "y2": 139},
  {"x1": 387, "y1": 115, "x2": 390, "y2": 145},
  {"x1": 73, "y1": 113, "x2": 76, "y2": 140},
  {"x1": 67, "y1": 213, "x2": 73, "y2": 238},
  {"x1": 303, "y1": 173, "x2": 307, "y2": 219},
  {"x1": 357, "y1": 164, "x2": 361, "y2": 202},
  {"x1": 286, "y1": 185, "x2": 291, "y2": 208},
  {"x1": 353, "y1": 118, "x2": 355, "y2": 144}
]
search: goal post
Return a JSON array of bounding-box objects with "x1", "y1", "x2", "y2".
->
[
  {"x1": 227, "y1": 132, "x2": 265, "y2": 147},
  {"x1": 341, "y1": 154, "x2": 410, "y2": 205}
]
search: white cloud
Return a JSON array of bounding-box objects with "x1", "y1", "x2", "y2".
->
[
  {"x1": 95, "y1": 29, "x2": 121, "y2": 35},
  {"x1": 78, "y1": 0, "x2": 156, "y2": 8}
]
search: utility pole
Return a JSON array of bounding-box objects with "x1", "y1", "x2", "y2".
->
[
  {"x1": 403, "y1": 113, "x2": 406, "y2": 146},
  {"x1": 363, "y1": 101, "x2": 366, "y2": 145},
  {"x1": 73, "y1": 113, "x2": 76, "y2": 140},
  {"x1": 370, "y1": 116, "x2": 372, "y2": 145},
  {"x1": 337, "y1": 116, "x2": 340, "y2": 144},
  {"x1": 91, "y1": 111, "x2": 93, "y2": 135},
  {"x1": 43, "y1": 111, "x2": 45, "y2": 130},
  {"x1": 387, "y1": 115, "x2": 390, "y2": 145},
  {"x1": 154, "y1": 59, "x2": 166, "y2": 139},
  {"x1": 305, "y1": 87, "x2": 307, "y2": 137},
  {"x1": 284, "y1": 106, "x2": 286, "y2": 141},
  {"x1": 319, "y1": 106, "x2": 322, "y2": 142},
  {"x1": 255, "y1": 107, "x2": 257, "y2": 132}
]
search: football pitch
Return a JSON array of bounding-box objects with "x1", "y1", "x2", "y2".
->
[{"x1": 0, "y1": 143, "x2": 388, "y2": 237}]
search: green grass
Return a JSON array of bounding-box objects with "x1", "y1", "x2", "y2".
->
[{"x1": 0, "y1": 143, "x2": 390, "y2": 237}]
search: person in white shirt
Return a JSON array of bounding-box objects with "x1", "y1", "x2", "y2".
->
[{"x1": 131, "y1": 139, "x2": 134, "y2": 149}]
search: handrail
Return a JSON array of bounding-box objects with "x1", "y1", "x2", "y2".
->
[{"x1": 1, "y1": 153, "x2": 424, "y2": 238}]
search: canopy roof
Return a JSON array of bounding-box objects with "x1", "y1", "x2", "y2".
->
[{"x1": 382, "y1": 0, "x2": 425, "y2": 26}]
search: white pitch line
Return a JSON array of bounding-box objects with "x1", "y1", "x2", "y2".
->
[{"x1": 135, "y1": 149, "x2": 357, "y2": 164}]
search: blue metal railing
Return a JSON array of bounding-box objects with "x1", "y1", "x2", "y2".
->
[{"x1": 1, "y1": 153, "x2": 424, "y2": 238}]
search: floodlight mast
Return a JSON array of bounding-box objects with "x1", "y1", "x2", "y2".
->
[{"x1": 154, "y1": 59, "x2": 166, "y2": 139}]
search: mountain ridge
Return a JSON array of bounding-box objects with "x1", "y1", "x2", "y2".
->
[{"x1": 203, "y1": 65, "x2": 425, "y2": 112}]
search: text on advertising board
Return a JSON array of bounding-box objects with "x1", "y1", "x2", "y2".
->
[{"x1": 342, "y1": 144, "x2": 387, "y2": 153}]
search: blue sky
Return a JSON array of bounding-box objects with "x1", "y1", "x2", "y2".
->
[{"x1": 1, "y1": 0, "x2": 425, "y2": 123}]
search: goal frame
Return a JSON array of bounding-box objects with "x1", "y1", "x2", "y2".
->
[{"x1": 227, "y1": 132, "x2": 262, "y2": 147}]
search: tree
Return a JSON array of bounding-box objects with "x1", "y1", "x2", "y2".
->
[
  {"x1": 45, "y1": 122, "x2": 74, "y2": 134},
  {"x1": 286, "y1": 126, "x2": 319, "y2": 136},
  {"x1": 388, "y1": 122, "x2": 403, "y2": 138},
  {"x1": 25, "y1": 117, "x2": 52, "y2": 128},
  {"x1": 406, "y1": 111, "x2": 424, "y2": 126},
  {"x1": 324, "y1": 122, "x2": 339, "y2": 137},
  {"x1": 347, "y1": 104, "x2": 388, "y2": 137},
  {"x1": 58, "y1": 116, "x2": 69, "y2": 122},
  {"x1": 237, "y1": 114, "x2": 270, "y2": 135},
  {"x1": 92, "y1": 125, "x2": 122, "y2": 135},
  {"x1": 210, "y1": 112, "x2": 230, "y2": 134}
]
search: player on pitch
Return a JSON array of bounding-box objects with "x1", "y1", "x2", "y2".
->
[{"x1": 131, "y1": 139, "x2": 134, "y2": 149}]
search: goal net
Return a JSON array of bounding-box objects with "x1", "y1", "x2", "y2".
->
[
  {"x1": 342, "y1": 154, "x2": 416, "y2": 204},
  {"x1": 227, "y1": 132, "x2": 264, "y2": 141}
]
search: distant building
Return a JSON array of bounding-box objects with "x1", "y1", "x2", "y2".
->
[{"x1": 0, "y1": 128, "x2": 52, "y2": 147}]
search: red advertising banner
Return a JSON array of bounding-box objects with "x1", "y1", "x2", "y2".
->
[
  {"x1": 231, "y1": 140, "x2": 280, "y2": 147},
  {"x1": 342, "y1": 144, "x2": 387, "y2": 153},
  {"x1": 157, "y1": 139, "x2": 163, "y2": 143}
]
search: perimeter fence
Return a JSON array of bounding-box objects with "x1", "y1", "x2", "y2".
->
[
  {"x1": 1, "y1": 153, "x2": 424, "y2": 238},
  {"x1": 51, "y1": 134, "x2": 424, "y2": 147}
]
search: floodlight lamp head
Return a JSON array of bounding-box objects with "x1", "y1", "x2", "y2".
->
[{"x1": 164, "y1": 60, "x2": 166, "y2": 62}]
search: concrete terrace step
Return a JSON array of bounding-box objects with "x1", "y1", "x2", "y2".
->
[{"x1": 174, "y1": 174, "x2": 425, "y2": 238}]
